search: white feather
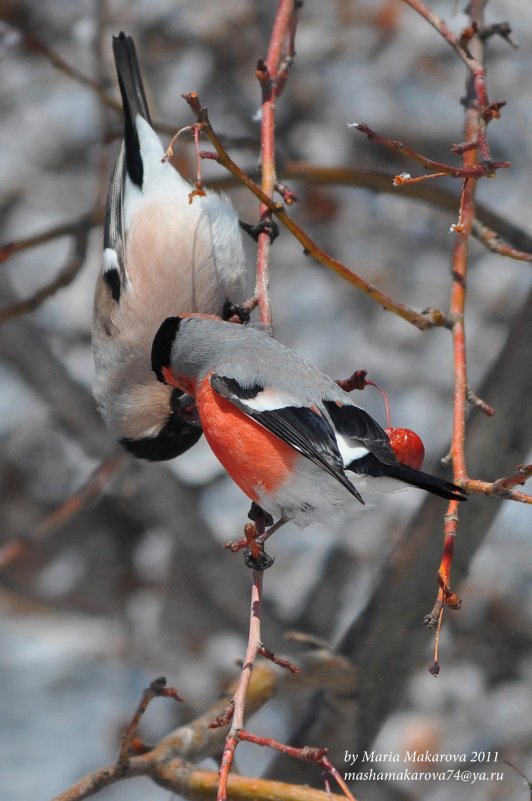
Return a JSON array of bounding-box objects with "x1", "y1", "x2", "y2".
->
[
  {"x1": 102, "y1": 247, "x2": 119, "y2": 273},
  {"x1": 334, "y1": 432, "x2": 368, "y2": 467},
  {"x1": 242, "y1": 389, "x2": 299, "y2": 412}
]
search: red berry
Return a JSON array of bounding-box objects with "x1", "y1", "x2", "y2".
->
[{"x1": 386, "y1": 427, "x2": 425, "y2": 470}]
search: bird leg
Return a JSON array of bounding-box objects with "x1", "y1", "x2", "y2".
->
[{"x1": 223, "y1": 504, "x2": 277, "y2": 571}]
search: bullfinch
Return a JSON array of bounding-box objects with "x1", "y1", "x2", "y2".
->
[
  {"x1": 92, "y1": 32, "x2": 246, "y2": 461},
  {"x1": 151, "y1": 315, "x2": 466, "y2": 527}
]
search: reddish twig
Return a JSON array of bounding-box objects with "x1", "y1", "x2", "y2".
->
[
  {"x1": 429, "y1": 0, "x2": 513, "y2": 665},
  {"x1": 401, "y1": 0, "x2": 506, "y2": 166},
  {"x1": 351, "y1": 122, "x2": 509, "y2": 179},
  {"x1": 460, "y1": 472, "x2": 532, "y2": 505},
  {"x1": 493, "y1": 463, "x2": 532, "y2": 491},
  {"x1": 188, "y1": 125, "x2": 208, "y2": 203},
  {"x1": 236, "y1": 731, "x2": 357, "y2": 801},
  {"x1": 254, "y1": 0, "x2": 299, "y2": 325},
  {"x1": 208, "y1": 163, "x2": 532, "y2": 260},
  {"x1": 466, "y1": 384, "x2": 495, "y2": 416},
  {"x1": 471, "y1": 219, "x2": 532, "y2": 263},
  {"x1": 118, "y1": 677, "x2": 183, "y2": 769},
  {"x1": 217, "y1": 569, "x2": 264, "y2": 801},
  {"x1": 257, "y1": 644, "x2": 302, "y2": 675}
]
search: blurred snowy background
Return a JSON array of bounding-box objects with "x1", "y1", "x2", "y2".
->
[{"x1": 0, "y1": 1, "x2": 531, "y2": 800}]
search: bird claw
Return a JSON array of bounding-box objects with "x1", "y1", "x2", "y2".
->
[
  {"x1": 222, "y1": 300, "x2": 251, "y2": 325},
  {"x1": 239, "y1": 217, "x2": 279, "y2": 244},
  {"x1": 243, "y1": 548, "x2": 275, "y2": 571}
]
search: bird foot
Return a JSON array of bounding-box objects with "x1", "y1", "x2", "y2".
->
[
  {"x1": 239, "y1": 217, "x2": 279, "y2": 244},
  {"x1": 223, "y1": 510, "x2": 275, "y2": 571},
  {"x1": 222, "y1": 300, "x2": 251, "y2": 325}
]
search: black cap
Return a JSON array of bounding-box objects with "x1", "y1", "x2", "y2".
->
[{"x1": 151, "y1": 316, "x2": 181, "y2": 383}]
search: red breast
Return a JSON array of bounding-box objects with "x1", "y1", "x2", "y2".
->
[{"x1": 195, "y1": 373, "x2": 298, "y2": 502}]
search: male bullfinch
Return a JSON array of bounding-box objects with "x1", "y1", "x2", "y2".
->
[
  {"x1": 151, "y1": 316, "x2": 466, "y2": 527},
  {"x1": 92, "y1": 32, "x2": 246, "y2": 461}
]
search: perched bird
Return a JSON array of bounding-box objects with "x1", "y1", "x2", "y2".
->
[
  {"x1": 92, "y1": 32, "x2": 246, "y2": 461},
  {"x1": 151, "y1": 315, "x2": 466, "y2": 527}
]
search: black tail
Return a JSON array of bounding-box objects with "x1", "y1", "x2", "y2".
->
[
  {"x1": 112, "y1": 32, "x2": 152, "y2": 187},
  {"x1": 348, "y1": 454, "x2": 467, "y2": 502},
  {"x1": 384, "y1": 463, "x2": 467, "y2": 502}
]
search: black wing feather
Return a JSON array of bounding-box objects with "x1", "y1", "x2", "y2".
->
[
  {"x1": 323, "y1": 400, "x2": 397, "y2": 466},
  {"x1": 103, "y1": 149, "x2": 126, "y2": 302},
  {"x1": 211, "y1": 374, "x2": 364, "y2": 504},
  {"x1": 103, "y1": 32, "x2": 152, "y2": 303},
  {"x1": 112, "y1": 32, "x2": 152, "y2": 188}
]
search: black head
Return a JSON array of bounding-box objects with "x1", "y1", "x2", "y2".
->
[
  {"x1": 151, "y1": 316, "x2": 181, "y2": 383},
  {"x1": 120, "y1": 388, "x2": 202, "y2": 461}
]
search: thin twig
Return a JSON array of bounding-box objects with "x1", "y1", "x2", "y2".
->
[
  {"x1": 186, "y1": 161, "x2": 532, "y2": 257},
  {"x1": 402, "y1": 0, "x2": 504, "y2": 166},
  {"x1": 254, "y1": 0, "x2": 299, "y2": 324},
  {"x1": 236, "y1": 732, "x2": 357, "y2": 801},
  {"x1": 471, "y1": 219, "x2": 532, "y2": 263},
  {"x1": 461, "y1": 472, "x2": 532, "y2": 505},
  {"x1": 217, "y1": 570, "x2": 263, "y2": 801},
  {"x1": 351, "y1": 122, "x2": 509, "y2": 179},
  {"x1": 466, "y1": 384, "x2": 495, "y2": 416},
  {"x1": 0, "y1": 225, "x2": 89, "y2": 324},
  {"x1": 17, "y1": 30, "x2": 181, "y2": 136},
  {"x1": 117, "y1": 677, "x2": 183, "y2": 769},
  {"x1": 183, "y1": 96, "x2": 447, "y2": 332},
  {"x1": 0, "y1": 455, "x2": 125, "y2": 571},
  {"x1": 401, "y1": 0, "x2": 484, "y2": 72},
  {"x1": 0, "y1": 207, "x2": 103, "y2": 265},
  {"x1": 431, "y1": 0, "x2": 487, "y2": 665}
]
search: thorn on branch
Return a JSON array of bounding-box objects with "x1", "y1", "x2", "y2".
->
[
  {"x1": 275, "y1": 180, "x2": 298, "y2": 205},
  {"x1": 479, "y1": 21, "x2": 518, "y2": 49},
  {"x1": 256, "y1": 58, "x2": 273, "y2": 102},
  {"x1": 466, "y1": 385, "x2": 495, "y2": 416},
  {"x1": 209, "y1": 700, "x2": 235, "y2": 729},
  {"x1": 181, "y1": 91, "x2": 203, "y2": 116},
  {"x1": 257, "y1": 644, "x2": 302, "y2": 675}
]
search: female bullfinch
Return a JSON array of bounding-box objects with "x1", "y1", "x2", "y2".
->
[
  {"x1": 92, "y1": 32, "x2": 246, "y2": 461},
  {"x1": 151, "y1": 316, "x2": 466, "y2": 527}
]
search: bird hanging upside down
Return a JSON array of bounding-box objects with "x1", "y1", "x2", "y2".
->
[{"x1": 92, "y1": 32, "x2": 246, "y2": 462}]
